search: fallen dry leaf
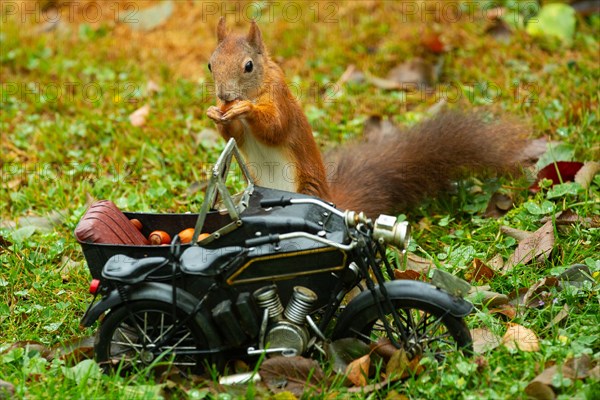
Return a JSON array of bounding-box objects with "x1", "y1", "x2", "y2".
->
[
  {"x1": 487, "y1": 253, "x2": 505, "y2": 272},
  {"x1": 335, "y1": 64, "x2": 365, "y2": 88},
  {"x1": 405, "y1": 253, "x2": 436, "y2": 274},
  {"x1": 489, "y1": 304, "x2": 517, "y2": 320},
  {"x1": 485, "y1": 18, "x2": 513, "y2": 42},
  {"x1": 146, "y1": 80, "x2": 161, "y2": 94},
  {"x1": 327, "y1": 338, "x2": 371, "y2": 375},
  {"x1": 129, "y1": 104, "x2": 150, "y2": 127},
  {"x1": 525, "y1": 355, "x2": 596, "y2": 400},
  {"x1": 346, "y1": 354, "x2": 370, "y2": 387},
  {"x1": 520, "y1": 138, "x2": 551, "y2": 165},
  {"x1": 529, "y1": 161, "x2": 584, "y2": 193},
  {"x1": 365, "y1": 59, "x2": 435, "y2": 91},
  {"x1": 540, "y1": 209, "x2": 598, "y2": 228},
  {"x1": 574, "y1": 161, "x2": 600, "y2": 189},
  {"x1": 465, "y1": 259, "x2": 496, "y2": 283},
  {"x1": 386, "y1": 348, "x2": 424, "y2": 379},
  {"x1": 370, "y1": 338, "x2": 397, "y2": 363},
  {"x1": 467, "y1": 287, "x2": 509, "y2": 308},
  {"x1": 500, "y1": 225, "x2": 532, "y2": 241},
  {"x1": 484, "y1": 193, "x2": 514, "y2": 218},
  {"x1": 502, "y1": 323, "x2": 540, "y2": 352},
  {"x1": 523, "y1": 277, "x2": 559, "y2": 308},
  {"x1": 259, "y1": 356, "x2": 324, "y2": 397},
  {"x1": 503, "y1": 220, "x2": 555, "y2": 273},
  {"x1": 421, "y1": 31, "x2": 446, "y2": 53},
  {"x1": 0, "y1": 380, "x2": 15, "y2": 398},
  {"x1": 544, "y1": 304, "x2": 569, "y2": 330},
  {"x1": 362, "y1": 115, "x2": 401, "y2": 143},
  {"x1": 393, "y1": 269, "x2": 426, "y2": 281},
  {"x1": 385, "y1": 58, "x2": 434, "y2": 88},
  {"x1": 471, "y1": 328, "x2": 502, "y2": 353},
  {"x1": 557, "y1": 264, "x2": 594, "y2": 288}
]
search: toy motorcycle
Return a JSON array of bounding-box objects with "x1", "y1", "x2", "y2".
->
[{"x1": 79, "y1": 139, "x2": 473, "y2": 372}]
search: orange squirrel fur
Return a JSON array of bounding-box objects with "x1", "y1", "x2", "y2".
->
[{"x1": 206, "y1": 18, "x2": 527, "y2": 216}]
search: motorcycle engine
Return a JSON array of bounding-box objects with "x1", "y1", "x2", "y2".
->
[{"x1": 254, "y1": 286, "x2": 317, "y2": 356}]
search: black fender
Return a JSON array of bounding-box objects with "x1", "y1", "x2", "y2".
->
[
  {"x1": 81, "y1": 282, "x2": 221, "y2": 348},
  {"x1": 333, "y1": 280, "x2": 473, "y2": 338}
]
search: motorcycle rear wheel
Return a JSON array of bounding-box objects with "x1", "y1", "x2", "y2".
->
[
  {"x1": 94, "y1": 300, "x2": 213, "y2": 373},
  {"x1": 345, "y1": 299, "x2": 472, "y2": 360}
]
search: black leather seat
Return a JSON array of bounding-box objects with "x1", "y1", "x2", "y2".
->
[
  {"x1": 102, "y1": 255, "x2": 169, "y2": 284},
  {"x1": 180, "y1": 246, "x2": 247, "y2": 276}
]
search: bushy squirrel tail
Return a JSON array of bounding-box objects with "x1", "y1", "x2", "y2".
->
[{"x1": 326, "y1": 111, "x2": 528, "y2": 217}]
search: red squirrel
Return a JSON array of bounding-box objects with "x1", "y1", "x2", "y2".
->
[{"x1": 206, "y1": 18, "x2": 527, "y2": 217}]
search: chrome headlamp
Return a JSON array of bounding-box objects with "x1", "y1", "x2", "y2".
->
[{"x1": 372, "y1": 214, "x2": 411, "y2": 250}]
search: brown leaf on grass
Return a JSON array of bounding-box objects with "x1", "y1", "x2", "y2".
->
[
  {"x1": 326, "y1": 338, "x2": 371, "y2": 375},
  {"x1": 346, "y1": 354, "x2": 370, "y2": 387},
  {"x1": 523, "y1": 277, "x2": 559, "y2": 308},
  {"x1": 525, "y1": 355, "x2": 596, "y2": 400},
  {"x1": 557, "y1": 264, "x2": 594, "y2": 288},
  {"x1": 365, "y1": 59, "x2": 434, "y2": 90},
  {"x1": 484, "y1": 193, "x2": 514, "y2": 218},
  {"x1": 386, "y1": 348, "x2": 424, "y2": 379},
  {"x1": 335, "y1": 64, "x2": 365, "y2": 88},
  {"x1": 540, "y1": 209, "x2": 599, "y2": 228},
  {"x1": 574, "y1": 161, "x2": 600, "y2": 189},
  {"x1": 386, "y1": 58, "x2": 434, "y2": 88},
  {"x1": 544, "y1": 304, "x2": 569, "y2": 330},
  {"x1": 487, "y1": 254, "x2": 505, "y2": 272},
  {"x1": 470, "y1": 328, "x2": 502, "y2": 354},
  {"x1": 0, "y1": 380, "x2": 15, "y2": 398},
  {"x1": 500, "y1": 226, "x2": 532, "y2": 241},
  {"x1": 2, "y1": 341, "x2": 52, "y2": 359},
  {"x1": 529, "y1": 161, "x2": 584, "y2": 193},
  {"x1": 393, "y1": 269, "x2": 426, "y2": 281},
  {"x1": 520, "y1": 138, "x2": 550, "y2": 165},
  {"x1": 370, "y1": 338, "x2": 396, "y2": 363},
  {"x1": 421, "y1": 32, "x2": 446, "y2": 53},
  {"x1": 502, "y1": 221, "x2": 555, "y2": 273},
  {"x1": 362, "y1": 115, "x2": 401, "y2": 143},
  {"x1": 49, "y1": 336, "x2": 95, "y2": 364},
  {"x1": 405, "y1": 253, "x2": 435, "y2": 274},
  {"x1": 489, "y1": 304, "x2": 517, "y2": 320},
  {"x1": 129, "y1": 104, "x2": 150, "y2": 127},
  {"x1": 485, "y1": 18, "x2": 513, "y2": 42},
  {"x1": 259, "y1": 356, "x2": 324, "y2": 397},
  {"x1": 502, "y1": 323, "x2": 540, "y2": 352},
  {"x1": 146, "y1": 80, "x2": 161, "y2": 94},
  {"x1": 0, "y1": 235, "x2": 13, "y2": 253},
  {"x1": 467, "y1": 287, "x2": 509, "y2": 308},
  {"x1": 465, "y1": 259, "x2": 496, "y2": 283}
]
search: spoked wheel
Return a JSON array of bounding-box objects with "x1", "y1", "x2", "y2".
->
[
  {"x1": 346, "y1": 299, "x2": 472, "y2": 361},
  {"x1": 94, "y1": 300, "x2": 209, "y2": 373}
]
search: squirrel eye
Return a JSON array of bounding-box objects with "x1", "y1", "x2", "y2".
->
[
  {"x1": 208, "y1": 63, "x2": 212, "y2": 72},
  {"x1": 244, "y1": 60, "x2": 253, "y2": 73}
]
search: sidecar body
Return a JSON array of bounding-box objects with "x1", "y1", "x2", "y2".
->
[{"x1": 76, "y1": 139, "x2": 350, "y2": 310}]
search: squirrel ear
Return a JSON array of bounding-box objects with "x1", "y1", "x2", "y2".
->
[
  {"x1": 217, "y1": 16, "x2": 227, "y2": 43},
  {"x1": 247, "y1": 20, "x2": 264, "y2": 53}
]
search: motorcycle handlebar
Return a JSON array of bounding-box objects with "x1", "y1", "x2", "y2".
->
[
  {"x1": 245, "y1": 234, "x2": 280, "y2": 247},
  {"x1": 260, "y1": 197, "x2": 293, "y2": 208}
]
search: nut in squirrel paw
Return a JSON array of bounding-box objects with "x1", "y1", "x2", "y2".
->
[{"x1": 220, "y1": 100, "x2": 239, "y2": 114}]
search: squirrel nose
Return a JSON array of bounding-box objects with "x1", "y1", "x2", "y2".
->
[{"x1": 218, "y1": 92, "x2": 236, "y2": 102}]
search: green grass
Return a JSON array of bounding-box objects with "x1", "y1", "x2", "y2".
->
[{"x1": 1, "y1": 1, "x2": 599, "y2": 399}]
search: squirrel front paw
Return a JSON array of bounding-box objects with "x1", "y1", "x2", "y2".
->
[
  {"x1": 221, "y1": 100, "x2": 253, "y2": 122},
  {"x1": 207, "y1": 106, "x2": 224, "y2": 123}
]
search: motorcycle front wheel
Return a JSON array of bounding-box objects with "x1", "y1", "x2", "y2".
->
[
  {"x1": 94, "y1": 300, "x2": 213, "y2": 373},
  {"x1": 345, "y1": 299, "x2": 472, "y2": 360}
]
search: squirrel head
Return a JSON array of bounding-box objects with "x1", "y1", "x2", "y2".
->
[{"x1": 208, "y1": 17, "x2": 266, "y2": 102}]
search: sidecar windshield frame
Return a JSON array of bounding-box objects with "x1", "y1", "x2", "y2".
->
[{"x1": 191, "y1": 139, "x2": 254, "y2": 243}]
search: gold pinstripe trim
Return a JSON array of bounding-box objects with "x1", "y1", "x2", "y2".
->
[{"x1": 227, "y1": 248, "x2": 347, "y2": 285}]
